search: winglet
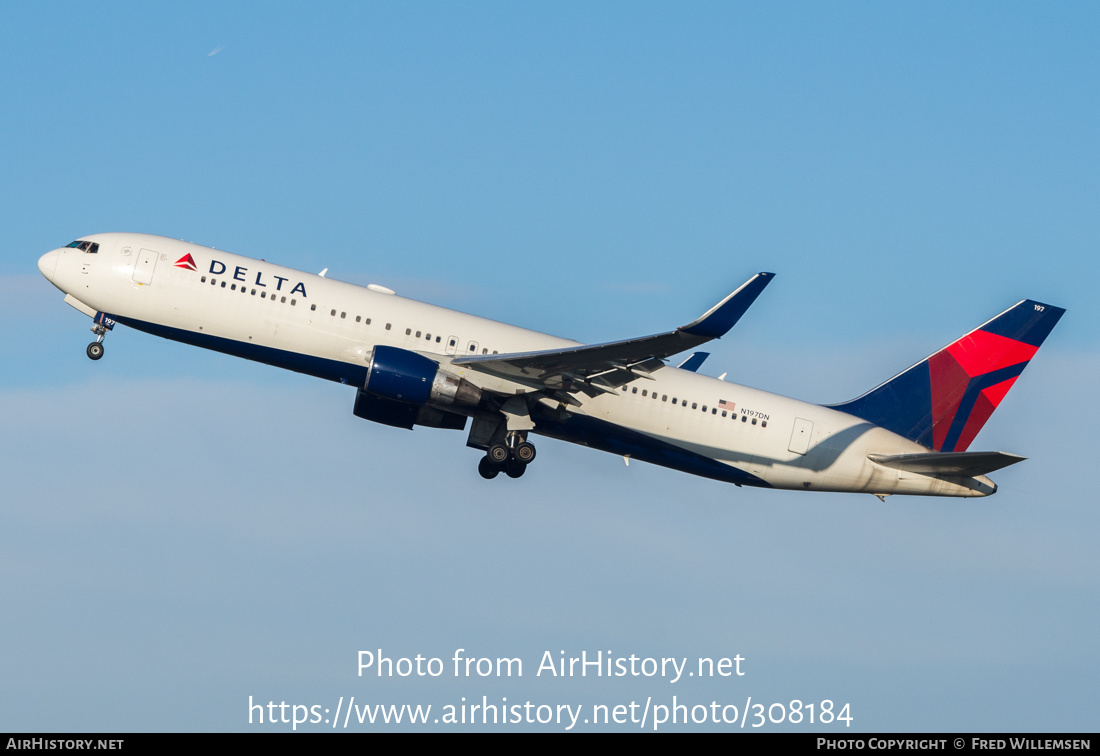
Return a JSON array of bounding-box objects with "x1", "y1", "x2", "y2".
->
[
  {"x1": 677, "y1": 352, "x2": 710, "y2": 372},
  {"x1": 679, "y1": 272, "x2": 774, "y2": 339}
]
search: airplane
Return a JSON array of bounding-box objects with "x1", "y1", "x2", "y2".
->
[{"x1": 37, "y1": 233, "x2": 1064, "y2": 498}]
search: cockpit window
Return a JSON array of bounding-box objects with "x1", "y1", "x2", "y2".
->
[{"x1": 65, "y1": 240, "x2": 99, "y2": 253}]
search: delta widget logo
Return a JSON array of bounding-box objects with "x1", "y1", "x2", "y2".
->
[{"x1": 174, "y1": 253, "x2": 198, "y2": 271}]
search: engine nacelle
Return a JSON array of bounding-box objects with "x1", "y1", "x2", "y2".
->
[
  {"x1": 353, "y1": 391, "x2": 419, "y2": 429},
  {"x1": 363, "y1": 345, "x2": 482, "y2": 407},
  {"x1": 353, "y1": 391, "x2": 467, "y2": 431},
  {"x1": 354, "y1": 345, "x2": 480, "y2": 428}
]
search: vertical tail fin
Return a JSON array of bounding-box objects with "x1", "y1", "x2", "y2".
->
[{"x1": 829, "y1": 300, "x2": 1064, "y2": 451}]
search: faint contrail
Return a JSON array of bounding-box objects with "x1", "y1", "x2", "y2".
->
[{"x1": 208, "y1": 45, "x2": 224, "y2": 57}]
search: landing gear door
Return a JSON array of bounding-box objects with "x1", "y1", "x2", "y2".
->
[
  {"x1": 133, "y1": 249, "x2": 159, "y2": 285},
  {"x1": 788, "y1": 417, "x2": 813, "y2": 455}
]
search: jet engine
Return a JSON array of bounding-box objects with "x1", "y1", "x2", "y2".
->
[{"x1": 353, "y1": 345, "x2": 480, "y2": 430}]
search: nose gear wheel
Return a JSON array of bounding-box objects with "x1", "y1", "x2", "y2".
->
[{"x1": 86, "y1": 322, "x2": 109, "y2": 361}]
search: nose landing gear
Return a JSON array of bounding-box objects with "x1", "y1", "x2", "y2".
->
[
  {"x1": 86, "y1": 322, "x2": 109, "y2": 360},
  {"x1": 477, "y1": 432, "x2": 537, "y2": 480}
]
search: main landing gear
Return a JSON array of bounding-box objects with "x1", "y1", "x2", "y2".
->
[
  {"x1": 477, "y1": 432, "x2": 537, "y2": 480},
  {"x1": 86, "y1": 323, "x2": 109, "y2": 361}
]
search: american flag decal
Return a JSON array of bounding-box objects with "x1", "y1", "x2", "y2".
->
[
  {"x1": 719, "y1": 399, "x2": 735, "y2": 411},
  {"x1": 174, "y1": 253, "x2": 197, "y2": 271}
]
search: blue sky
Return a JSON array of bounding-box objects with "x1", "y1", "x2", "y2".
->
[{"x1": 2, "y1": 2, "x2": 1097, "y2": 731}]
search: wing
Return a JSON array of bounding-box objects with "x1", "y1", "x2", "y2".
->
[{"x1": 453, "y1": 272, "x2": 774, "y2": 400}]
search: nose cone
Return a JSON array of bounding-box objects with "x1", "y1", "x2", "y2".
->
[{"x1": 38, "y1": 249, "x2": 60, "y2": 283}]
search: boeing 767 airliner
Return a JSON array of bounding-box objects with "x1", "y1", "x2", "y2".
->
[{"x1": 38, "y1": 233, "x2": 1064, "y2": 497}]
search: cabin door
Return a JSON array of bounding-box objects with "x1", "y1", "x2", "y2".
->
[
  {"x1": 788, "y1": 417, "x2": 813, "y2": 455},
  {"x1": 133, "y1": 249, "x2": 159, "y2": 285}
]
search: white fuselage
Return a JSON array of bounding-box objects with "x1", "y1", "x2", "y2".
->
[{"x1": 38, "y1": 233, "x2": 995, "y2": 497}]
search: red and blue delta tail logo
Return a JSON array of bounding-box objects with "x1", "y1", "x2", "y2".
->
[
  {"x1": 830, "y1": 300, "x2": 1065, "y2": 452},
  {"x1": 174, "y1": 253, "x2": 198, "y2": 271},
  {"x1": 927, "y1": 326, "x2": 1038, "y2": 452}
]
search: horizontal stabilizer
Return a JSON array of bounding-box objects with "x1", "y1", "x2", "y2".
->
[{"x1": 868, "y1": 451, "x2": 1026, "y2": 477}]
